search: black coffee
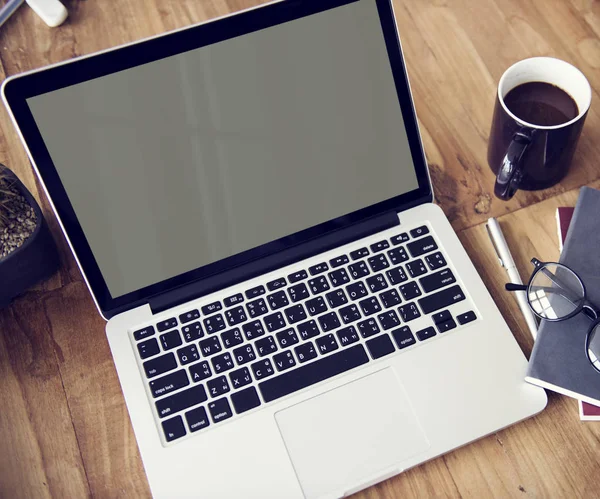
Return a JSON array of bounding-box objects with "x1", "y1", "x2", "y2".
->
[{"x1": 504, "y1": 81, "x2": 578, "y2": 126}]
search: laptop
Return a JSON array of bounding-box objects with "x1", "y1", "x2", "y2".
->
[{"x1": 2, "y1": 0, "x2": 547, "y2": 497}]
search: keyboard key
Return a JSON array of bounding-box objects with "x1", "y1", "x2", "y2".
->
[
  {"x1": 359, "y1": 296, "x2": 382, "y2": 316},
  {"x1": 297, "y1": 320, "x2": 320, "y2": 340},
  {"x1": 416, "y1": 326, "x2": 436, "y2": 341},
  {"x1": 267, "y1": 277, "x2": 287, "y2": 291},
  {"x1": 387, "y1": 247, "x2": 409, "y2": 265},
  {"x1": 306, "y1": 296, "x2": 328, "y2": 316},
  {"x1": 457, "y1": 311, "x2": 477, "y2": 325},
  {"x1": 221, "y1": 328, "x2": 244, "y2": 349},
  {"x1": 264, "y1": 312, "x2": 287, "y2": 332},
  {"x1": 325, "y1": 289, "x2": 348, "y2": 308},
  {"x1": 386, "y1": 266, "x2": 408, "y2": 285},
  {"x1": 368, "y1": 254, "x2": 390, "y2": 272},
  {"x1": 207, "y1": 375, "x2": 230, "y2": 397},
  {"x1": 405, "y1": 259, "x2": 427, "y2": 278},
  {"x1": 243, "y1": 320, "x2": 266, "y2": 341},
  {"x1": 198, "y1": 336, "x2": 222, "y2": 357},
  {"x1": 339, "y1": 304, "x2": 361, "y2": 324},
  {"x1": 208, "y1": 397, "x2": 233, "y2": 423},
  {"x1": 157, "y1": 318, "x2": 177, "y2": 332},
  {"x1": 276, "y1": 328, "x2": 299, "y2": 348},
  {"x1": 308, "y1": 276, "x2": 330, "y2": 295},
  {"x1": 391, "y1": 232, "x2": 409, "y2": 245},
  {"x1": 229, "y1": 367, "x2": 252, "y2": 389},
  {"x1": 160, "y1": 330, "x2": 182, "y2": 351},
  {"x1": 316, "y1": 333, "x2": 338, "y2": 354},
  {"x1": 182, "y1": 321, "x2": 204, "y2": 342},
  {"x1": 268, "y1": 290, "x2": 289, "y2": 310},
  {"x1": 288, "y1": 282, "x2": 310, "y2": 303},
  {"x1": 259, "y1": 344, "x2": 369, "y2": 402},
  {"x1": 410, "y1": 225, "x2": 429, "y2": 238},
  {"x1": 162, "y1": 416, "x2": 186, "y2": 442},
  {"x1": 247, "y1": 298, "x2": 269, "y2": 318},
  {"x1": 336, "y1": 325, "x2": 360, "y2": 347},
  {"x1": 309, "y1": 262, "x2": 329, "y2": 275},
  {"x1": 420, "y1": 268, "x2": 456, "y2": 293},
  {"x1": 245, "y1": 285, "x2": 266, "y2": 299},
  {"x1": 437, "y1": 319, "x2": 457, "y2": 333},
  {"x1": 370, "y1": 240, "x2": 390, "y2": 253},
  {"x1": 138, "y1": 338, "x2": 160, "y2": 359},
  {"x1": 398, "y1": 302, "x2": 421, "y2": 322},
  {"x1": 432, "y1": 310, "x2": 452, "y2": 324},
  {"x1": 201, "y1": 301, "x2": 222, "y2": 315},
  {"x1": 274, "y1": 350, "x2": 296, "y2": 371},
  {"x1": 294, "y1": 341, "x2": 318, "y2": 363},
  {"x1": 318, "y1": 311, "x2": 341, "y2": 332},
  {"x1": 204, "y1": 314, "x2": 226, "y2": 334},
  {"x1": 392, "y1": 326, "x2": 416, "y2": 349},
  {"x1": 366, "y1": 334, "x2": 395, "y2": 359},
  {"x1": 224, "y1": 293, "x2": 244, "y2": 307},
  {"x1": 330, "y1": 255, "x2": 349, "y2": 268},
  {"x1": 284, "y1": 304, "x2": 307, "y2": 324},
  {"x1": 233, "y1": 344, "x2": 257, "y2": 365},
  {"x1": 225, "y1": 306, "x2": 247, "y2": 326},
  {"x1": 328, "y1": 268, "x2": 350, "y2": 287},
  {"x1": 288, "y1": 270, "x2": 308, "y2": 283},
  {"x1": 179, "y1": 309, "x2": 200, "y2": 324},
  {"x1": 211, "y1": 352, "x2": 235, "y2": 373},
  {"x1": 177, "y1": 344, "x2": 200, "y2": 365},
  {"x1": 377, "y1": 310, "x2": 400, "y2": 330},
  {"x1": 349, "y1": 261, "x2": 370, "y2": 280},
  {"x1": 358, "y1": 318, "x2": 380, "y2": 338},
  {"x1": 251, "y1": 359, "x2": 275, "y2": 380},
  {"x1": 255, "y1": 336, "x2": 277, "y2": 356},
  {"x1": 189, "y1": 361, "x2": 212, "y2": 382},
  {"x1": 231, "y1": 386, "x2": 261, "y2": 414},
  {"x1": 418, "y1": 285, "x2": 466, "y2": 314},
  {"x1": 379, "y1": 289, "x2": 401, "y2": 308},
  {"x1": 133, "y1": 325, "x2": 155, "y2": 341},
  {"x1": 399, "y1": 282, "x2": 422, "y2": 300},
  {"x1": 149, "y1": 369, "x2": 189, "y2": 398},
  {"x1": 346, "y1": 281, "x2": 368, "y2": 300},
  {"x1": 425, "y1": 252, "x2": 447, "y2": 270},
  {"x1": 350, "y1": 247, "x2": 369, "y2": 260},
  {"x1": 156, "y1": 385, "x2": 207, "y2": 418},
  {"x1": 185, "y1": 406, "x2": 210, "y2": 432},
  {"x1": 407, "y1": 235, "x2": 438, "y2": 258},
  {"x1": 366, "y1": 273, "x2": 388, "y2": 293}
]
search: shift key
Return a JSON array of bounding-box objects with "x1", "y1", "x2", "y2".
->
[{"x1": 418, "y1": 285, "x2": 465, "y2": 314}]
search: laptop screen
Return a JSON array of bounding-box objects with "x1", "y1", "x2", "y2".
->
[{"x1": 24, "y1": 0, "x2": 419, "y2": 299}]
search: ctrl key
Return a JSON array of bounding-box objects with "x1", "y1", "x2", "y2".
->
[
  {"x1": 185, "y1": 406, "x2": 210, "y2": 432},
  {"x1": 162, "y1": 415, "x2": 186, "y2": 442}
]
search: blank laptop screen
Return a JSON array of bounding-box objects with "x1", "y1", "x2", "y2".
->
[{"x1": 26, "y1": 0, "x2": 419, "y2": 297}]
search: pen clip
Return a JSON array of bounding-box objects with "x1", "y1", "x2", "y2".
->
[{"x1": 485, "y1": 222, "x2": 505, "y2": 268}]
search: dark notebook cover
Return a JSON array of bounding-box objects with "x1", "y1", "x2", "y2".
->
[{"x1": 526, "y1": 186, "x2": 600, "y2": 405}]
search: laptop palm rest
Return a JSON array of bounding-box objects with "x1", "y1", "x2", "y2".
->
[{"x1": 275, "y1": 368, "x2": 430, "y2": 498}]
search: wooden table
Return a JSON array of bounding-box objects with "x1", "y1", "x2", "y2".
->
[{"x1": 1, "y1": 0, "x2": 599, "y2": 497}]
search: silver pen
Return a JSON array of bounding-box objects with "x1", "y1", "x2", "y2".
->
[{"x1": 0, "y1": 0, "x2": 25, "y2": 28}]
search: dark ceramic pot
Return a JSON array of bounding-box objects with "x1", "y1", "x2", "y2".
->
[{"x1": 0, "y1": 165, "x2": 59, "y2": 308}]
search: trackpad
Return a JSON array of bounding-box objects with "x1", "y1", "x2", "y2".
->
[{"x1": 275, "y1": 368, "x2": 430, "y2": 499}]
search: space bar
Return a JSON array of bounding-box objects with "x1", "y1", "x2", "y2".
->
[{"x1": 259, "y1": 345, "x2": 369, "y2": 403}]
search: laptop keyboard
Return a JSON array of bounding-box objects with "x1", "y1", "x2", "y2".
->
[{"x1": 130, "y1": 224, "x2": 477, "y2": 444}]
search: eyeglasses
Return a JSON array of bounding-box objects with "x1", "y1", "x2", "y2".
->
[{"x1": 505, "y1": 258, "x2": 600, "y2": 373}]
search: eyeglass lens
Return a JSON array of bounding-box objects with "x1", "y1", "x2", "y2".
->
[
  {"x1": 588, "y1": 324, "x2": 600, "y2": 372},
  {"x1": 527, "y1": 263, "x2": 585, "y2": 320}
]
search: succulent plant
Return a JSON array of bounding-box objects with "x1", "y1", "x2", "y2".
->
[{"x1": 0, "y1": 168, "x2": 18, "y2": 229}]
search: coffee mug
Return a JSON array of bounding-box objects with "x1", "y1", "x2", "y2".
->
[{"x1": 488, "y1": 57, "x2": 591, "y2": 200}]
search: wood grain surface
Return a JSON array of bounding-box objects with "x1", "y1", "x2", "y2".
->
[{"x1": 0, "y1": 0, "x2": 599, "y2": 497}]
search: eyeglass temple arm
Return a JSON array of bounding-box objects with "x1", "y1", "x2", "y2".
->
[{"x1": 505, "y1": 283, "x2": 527, "y2": 291}]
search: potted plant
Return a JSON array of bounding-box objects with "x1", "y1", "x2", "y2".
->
[{"x1": 0, "y1": 164, "x2": 59, "y2": 308}]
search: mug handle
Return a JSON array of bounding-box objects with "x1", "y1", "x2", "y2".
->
[{"x1": 494, "y1": 130, "x2": 534, "y2": 200}]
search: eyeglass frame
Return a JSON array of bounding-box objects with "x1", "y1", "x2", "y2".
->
[{"x1": 505, "y1": 257, "x2": 600, "y2": 373}]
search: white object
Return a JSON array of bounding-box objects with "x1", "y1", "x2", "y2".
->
[
  {"x1": 26, "y1": 0, "x2": 67, "y2": 27},
  {"x1": 486, "y1": 217, "x2": 539, "y2": 339}
]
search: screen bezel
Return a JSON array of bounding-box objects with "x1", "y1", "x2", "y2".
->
[{"x1": 3, "y1": 0, "x2": 432, "y2": 318}]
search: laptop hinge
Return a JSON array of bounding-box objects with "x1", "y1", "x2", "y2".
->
[{"x1": 149, "y1": 211, "x2": 400, "y2": 315}]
